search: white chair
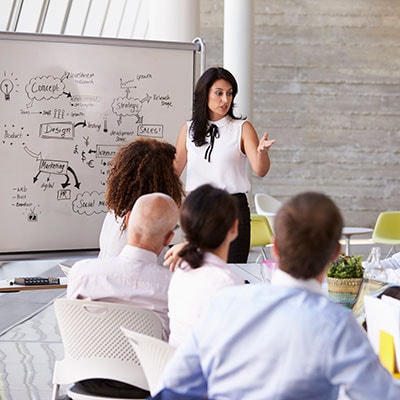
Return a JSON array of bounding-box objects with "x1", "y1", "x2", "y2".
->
[
  {"x1": 51, "y1": 299, "x2": 163, "y2": 400},
  {"x1": 254, "y1": 193, "x2": 282, "y2": 232},
  {"x1": 121, "y1": 327, "x2": 176, "y2": 397}
]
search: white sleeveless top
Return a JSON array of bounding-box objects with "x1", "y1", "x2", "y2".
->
[{"x1": 185, "y1": 116, "x2": 250, "y2": 194}]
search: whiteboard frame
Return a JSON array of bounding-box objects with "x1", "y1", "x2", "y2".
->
[{"x1": 0, "y1": 32, "x2": 202, "y2": 261}]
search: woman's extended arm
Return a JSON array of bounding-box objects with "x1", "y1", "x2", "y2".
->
[{"x1": 241, "y1": 121, "x2": 275, "y2": 177}]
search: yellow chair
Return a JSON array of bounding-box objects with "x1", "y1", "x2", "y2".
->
[
  {"x1": 372, "y1": 211, "x2": 400, "y2": 258},
  {"x1": 250, "y1": 214, "x2": 274, "y2": 262}
]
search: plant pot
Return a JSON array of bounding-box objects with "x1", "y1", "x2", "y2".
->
[{"x1": 327, "y1": 277, "x2": 363, "y2": 308}]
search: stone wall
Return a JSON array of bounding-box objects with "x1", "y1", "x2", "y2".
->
[{"x1": 200, "y1": 0, "x2": 400, "y2": 227}]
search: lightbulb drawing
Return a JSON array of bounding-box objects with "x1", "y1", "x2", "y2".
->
[{"x1": 0, "y1": 79, "x2": 14, "y2": 101}]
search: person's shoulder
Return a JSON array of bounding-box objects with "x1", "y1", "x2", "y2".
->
[
  {"x1": 240, "y1": 119, "x2": 256, "y2": 132},
  {"x1": 205, "y1": 284, "x2": 266, "y2": 305},
  {"x1": 69, "y1": 257, "x2": 107, "y2": 276},
  {"x1": 153, "y1": 263, "x2": 173, "y2": 279},
  {"x1": 303, "y1": 290, "x2": 354, "y2": 326}
]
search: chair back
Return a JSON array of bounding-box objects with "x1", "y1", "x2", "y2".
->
[
  {"x1": 372, "y1": 211, "x2": 400, "y2": 244},
  {"x1": 250, "y1": 214, "x2": 273, "y2": 248},
  {"x1": 52, "y1": 299, "x2": 163, "y2": 399},
  {"x1": 372, "y1": 211, "x2": 400, "y2": 257},
  {"x1": 121, "y1": 327, "x2": 176, "y2": 396},
  {"x1": 254, "y1": 193, "x2": 282, "y2": 232}
]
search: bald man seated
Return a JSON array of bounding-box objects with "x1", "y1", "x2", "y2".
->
[{"x1": 67, "y1": 192, "x2": 179, "y2": 340}]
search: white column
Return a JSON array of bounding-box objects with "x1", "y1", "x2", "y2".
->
[
  {"x1": 148, "y1": 0, "x2": 200, "y2": 42},
  {"x1": 223, "y1": 0, "x2": 254, "y2": 120}
]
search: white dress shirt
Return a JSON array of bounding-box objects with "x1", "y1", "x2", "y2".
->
[
  {"x1": 67, "y1": 245, "x2": 172, "y2": 339},
  {"x1": 185, "y1": 116, "x2": 250, "y2": 194},
  {"x1": 167, "y1": 252, "x2": 244, "y2": 347}
]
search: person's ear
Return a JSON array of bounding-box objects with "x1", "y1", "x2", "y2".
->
[
  {"x1": 331, "y1": 242, "x2": 341, "y2": 262},
  {"x1": 163, "y1": 231, "x2": 174, "y2": 247},
  {"x1": 124, "y1": 211, "x2": 132, "y2": 229},
  {"x1": 272, "y1": 237, "x2": 279, "y2": 260},
  {"x1": 229, "y1": 218, "x2": 239, "y2": 241}
]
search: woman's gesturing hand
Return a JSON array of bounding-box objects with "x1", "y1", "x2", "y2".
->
[{"x1": 257, "y1": 132, "x2": 276, "y2": 154}]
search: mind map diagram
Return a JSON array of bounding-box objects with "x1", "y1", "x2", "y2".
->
[{"x1": 1, "y1": 68, "x2": 176, "y2": 225}]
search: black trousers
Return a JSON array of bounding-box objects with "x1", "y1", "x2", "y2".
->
[{"x1": 228, "y1": 193, "x2": 250, "y2": 264}]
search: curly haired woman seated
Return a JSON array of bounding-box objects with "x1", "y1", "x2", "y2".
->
[{"x1": 99, "y1": 138, "x2": 185, "y2": 259}]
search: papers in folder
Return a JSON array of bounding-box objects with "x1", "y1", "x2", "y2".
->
[{"x1": 364, "y1": 295, "x2": 400, "y2": 375}]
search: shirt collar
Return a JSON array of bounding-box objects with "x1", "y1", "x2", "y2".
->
[
  {"x1": 209, "y1": 115, "x2": 231, "y2": 129},
  {"x1": 180, "y1": 251, "x2": 227, "y2": 271},
  {"x1": 271, "y1": 268, "x2": 325, "y2": 296},
  {"x1": 119, "y1": 245, "x2": 158, "y2": 263}
]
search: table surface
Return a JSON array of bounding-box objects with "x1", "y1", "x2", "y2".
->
[
  {"x1": 0, "y1": 264, "x2": 261, "y2": 292},
  {"x1": 0, "y1": 277, "x2": 68, "y2": 292},
  {"x1": 342, "y1": 227, "x2": 373, "y2": 236},
  {"x1": 230, "y1": 263, "x2": 264, "y2": 283}
]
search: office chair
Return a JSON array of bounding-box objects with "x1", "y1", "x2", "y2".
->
[
  {"x1": 250, "y1": 214, "x2": 274, "y2": 263},
  {"x1": 121, "y1": 327, "x2": 176, "y2": 396},
  {"x1": 254, "y1": 193, "x2": 282, "y2": 233},
  {"x1": 372, "y1": 211, "x2": 400, "y2": 258},
  {"x1": 51, "y1": 299, "x2": 163, "y2": 400}
]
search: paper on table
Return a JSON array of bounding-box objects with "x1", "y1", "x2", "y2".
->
[{"x1": 364, "y1": 295, "x2": 400, "y2": 372}]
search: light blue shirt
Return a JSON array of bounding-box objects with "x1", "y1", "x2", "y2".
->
[{"x1": 160, "y1": 270, "x2": 400, "y2": 399}]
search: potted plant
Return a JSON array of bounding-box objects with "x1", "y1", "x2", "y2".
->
[{"x1": 326, "y1": 253, "x2": 364, "y2": 308}]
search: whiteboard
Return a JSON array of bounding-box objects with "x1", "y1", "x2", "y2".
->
[{"x1": 0, "y1": 32, "x2": 197, "y2": 259}]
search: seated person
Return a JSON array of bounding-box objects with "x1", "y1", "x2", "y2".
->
[
  {"x1": 153, "y1": 192, "x2": 400, "y2": 400},
  {"x1": 167, "y1": 184, "x2": 244, "y2": 347},
  {"x1": 99, "y1": 137, "x2": 184, "y2": 259},
  {"x1": 68, "y1": 192, "x2": 179, "y2": 340},
  {"x1": 381, "y1": 251, "x2": 400, "y2": 269}
]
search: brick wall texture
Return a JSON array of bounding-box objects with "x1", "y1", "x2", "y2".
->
[{"x1": 199, "y1": 0, "x2": 400, "y2": 227}]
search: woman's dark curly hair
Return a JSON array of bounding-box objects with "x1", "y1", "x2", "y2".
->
[
  {"x1": 105, "y1": 138, "x2": 184, "y2": 230},
  {"x1": 191, "y1": 67, "x2": 243, "y2": 147},
  {"x1": 178, "y1": 184, "x2": 238, "y2": 269}
]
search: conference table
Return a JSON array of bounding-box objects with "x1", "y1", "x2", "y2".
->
[{"x1": 0, "y1": 277, "x2": 68, "y2": 292}]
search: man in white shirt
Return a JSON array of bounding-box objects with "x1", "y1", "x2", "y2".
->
[
  {"x1": 67, "y1": 192, "x2": 179, "y2": 340},
  {"x1": 67, "y1": 192, "x2": 179, "y2": 398},
  {"x1": 151, "y1": 192, "x2": 400, "y2": 400}
]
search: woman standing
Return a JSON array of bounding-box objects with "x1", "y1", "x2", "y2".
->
[{"x1": 174, "y1": 67, "x2": 275, "y2": 263}]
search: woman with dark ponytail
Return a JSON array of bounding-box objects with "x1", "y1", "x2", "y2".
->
[{"x1": 168, "y1": 184, "x2": 244, "y2": 347}]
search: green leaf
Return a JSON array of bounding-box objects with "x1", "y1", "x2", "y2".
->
[{"x1": 327, "y1": 253, "x2": 364, "y2": 279}]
